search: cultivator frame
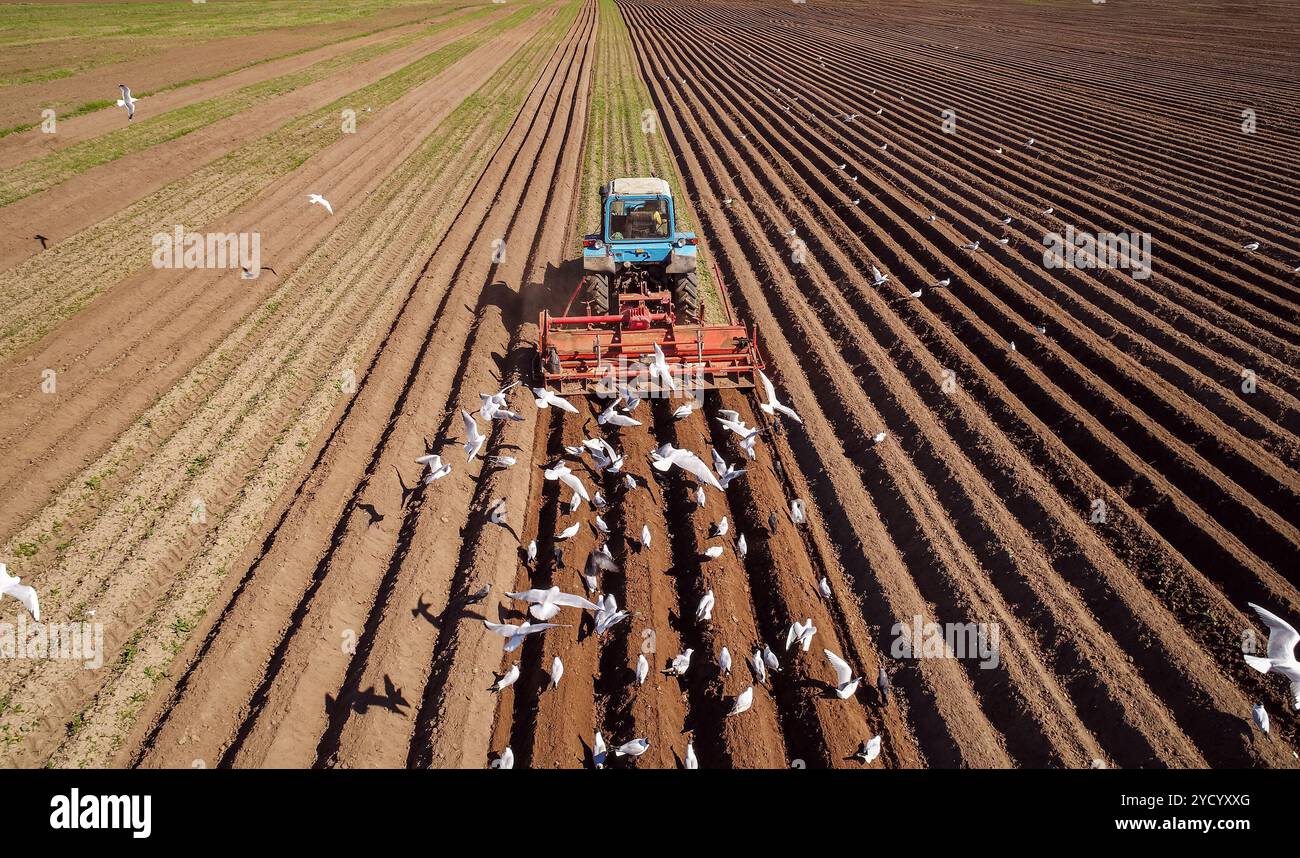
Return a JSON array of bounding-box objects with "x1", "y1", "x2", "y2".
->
[{"x1": 537, "y1": 262, "x2": 763, "y2": 396}]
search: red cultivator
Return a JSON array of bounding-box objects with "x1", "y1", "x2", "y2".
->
[{"x1": 537, "y1": 262, "x2": 763, "y2": 396}]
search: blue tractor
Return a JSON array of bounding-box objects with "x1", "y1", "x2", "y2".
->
[{"x1": 581, "y1": 176, "x2": 700, "y2": 319}]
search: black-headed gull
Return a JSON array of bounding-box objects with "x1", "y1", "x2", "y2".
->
[
  {"x1": 550, "y1": 656, "x2": 564, "y2": 688},
  {"x1": 116, "y1": 84, "x2": 136, "y2": 120},
  {"x1": 416, "y1": 453, "x2": 451, "y2": 483},
  {"x1": 307, "y1": 193, "x2": 333, "y2": 215},
  {"x1": 461, "y1": 409, "x2": 485, "y2": 461},
  {"x1": 506, "y1": 585, "x2": 599, "y2": 620},
  {"x1": 491, "y1": 664, "x2": 520, "y2": 692},
  {"x1": 855, "y1": 735, "x2": 882, "y2": 764},
  {"x1": 637, "y1": 653, "x2": 649, "y2": 685},
  {"x1": 650, "y1": 443, "x2": 723, "y2": 490},
  {"x1": 720, "y1": 646, "x2": 732, "y2": 675},
  {"x1": 615, "y1": 738, "x2": 650, "y2": 757},
  {"x1": 543, "y1": 461, "x2": 590, "y2": 504},
  {"x1": 1245, "y1": 603, "x2": 1300, "y2": 708},
  {"x1": 696, "y1": 590, "x2": 715, "y2": 621},
  {"x1": 685, "y1": 742, "x2": 699, "y2": 769},
  {"x1": 534, "y1": 387, "x2": 579, "y2": 414},
  {"x1": 728, "y1": 686, "x2": 754, "y2": 716},
  {"x1": 757, "y1": 370, "x2": 802, "y2": 424},
  {"x1": 484, "y1": 619, "x2": 565, "y2": 652},
  {"x1": 824, "y1": 649, "x2": 862, "y2": 698},
  {"x1": 667, "y1": 649, "x2": 693, "y2": 676},
  {"x1": 1253, "y1": 703, "x2": 1269, "y2": 734}
]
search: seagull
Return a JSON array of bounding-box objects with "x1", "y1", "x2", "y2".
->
[
  {"x1": 737, "y1": 533, "x2": 748, "y2": 559},
  {"x1": 790, "y1": 499, "x2": 806, "y2": 524},
  {"x1": 751, "y1": 649, "x2": 767, "y2": 684},
  {"x1": 647, "y1": 343, "x2": 677, "y2": 391},
  {"x1": 543, "y1": 461, "x2": 590, "y2": 505},
  {"x1": 307, "y1": 193, "x2": 334, "y2": 215},
  {"x1": 1026, "y1": 137, "x2": 1035, "y2": 146},
  {"x1": 495, "y1": 747, "x2": 514, "y2": 769},
  {"x1": 824, "y1": 649, "x2": 863, "y2": 698},
  {"x1": 506, "y1": 585, "x2": 599, "y2": 619},
  {"x1": 526, "y1": 540, "x2": 537, "y2": 564},
  {"x1": 786, "y1": 619, "x2": 816, "y2": 651},
  {"x1": 640, "y1": 524, "x2": 652, "y2": 550},
  {"x1": 685, "y1": 743, "x2": 699, "y2": 769},
  {"x1": 1042, "y1": 207, "x2": 1054, "y2": 215},
  {"x1": 1253, "y1": 703, "x2": 1269, "y2": 734},
  {"x1": 855, "y1": 735, "x2": 882, "y2": 764},
  {"x1": 615, "y1": 738, "x2": 650, "y2": 757},
  {"x1": 651, "y1": 443, "x2": 724, "y2": 490},
  {"x1": 593, "y1": 732, "x2": 608, "y2": 768},
  {"x1": 624, "y1": 473, "x2": 638, "y2": 492},
  {"x1": 115, "y1": 84, "x2": 136, "y2": 120},
  {"x1": 461, "y1": 409, "x2": 485, "y2": 461},
  {"x1": 999, "y1": 217, "x2": 1012, "y2": 225},
  {"x1": 1244, "y1": 603, "x2": 1300, "y2": 708},
  {"x1": 550, "y1": 657, "x2": 564, "y2": 688},
  {"x1": 594, "y1": 516, "x2": 609, "y2": 535},
  {"x1": 757, "y1": 370, "x2": 803, "y2": 424},
  {"x1": 486, "y1": 455, "x2": 517, "y2": 468},
  {"x1": 720, "y1": 646, "x2": 733, "y2": 675},
  {"x1": 763, "y1": 644, "x2": 781, "y2": 672},
  {"x1": 637, "y1": 653, "x2": 649, "y2": 685},
  {"x1": 0, "y1": 564, "x2": 39, "y2": 621},
  {"x1": 908, "y1": 289, "x2": 922, "y2": 299},
  {"x1": 877, "y1": 667, "x2": 891, "y2": 703},
  {"x1": 416, "y1": 453, "x2": 451, "y2": 483},
  {"x1": 932, "y1": 277, "x2": 950, "y2": 287},
  {"x1": 667, "y1": 649, "x2": 694, "y2": 676},
  {"x1": 997, "y1": 237, "x2": 1010, "y2": 245},
  {"x1": 491, "y1": 664, "x2": 521, "y2": 692},
  {"x1": 924, "y1": 214, "x2": 937, "y2": 223},
  {"x1": 1243, "y1": 241, "x2": 1260, "y2": 252},
  {"x1": 961, "y1": 240, "x2": 980, "y2": 251},
  {"x1": 674, "y1": 402, "x2": 697, "y2": 419},
  {"x1": 594, "y1": 594, "x2": 631, "y2": 634},
  {"x1": 873, "y1": 432, "x2": 888, "y2": 444},
  {"x1": 819, "y1": 577, "x2": 832, "y2": 598},
  {"x1": 870, "y1": 266, "x2": 890, "y2": 287},
  {"x1": 1034, "y1": 324, "x2": 1047, "y2": 335},
  {"x1": 728, "y1": 686, "x2": 754, "y2": 716},
  {"x1": 556, "y1": 521, "x2": 580, "y2": 540},
  {"x1": 695, "y1": 486, "x2": 706, "y2": 507},
  {"x1": 484, "y1": 619, "x2": 565, "y2": 652},
  {"x1": 598, "y1": 401, "x2": 641, "y2": 427},
  {"x1": 534, "y1": 387, "x2": 579, "y2": 413},
  {"x1": 488, "y1": 499, "x2": 509, "y2": 528},
  {"x1": 709, "y1": 517, "x2": 730, "y2": 538},
  {"x1": 703, "y1": 546, "x2": 724, "y2": 560},
  {"x1": 696, "y1": 590, "x2": 715, "y2": 622}
]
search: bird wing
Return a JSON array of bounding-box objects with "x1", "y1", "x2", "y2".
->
[
  {"x1": 551, "y1": 591, "x2": 601, "y2": 611},
  {"x1": 674, "y1": 450, "x2": 723, "y2": 490},
  {"x1": 1249, "y1": 603, "x2": 1300, "y2": 661},
  {"x1": 757, "y1": 369, "x2": 778, "y2": 405},
  {"x1": 6, "y1": 584, "x2": 38, "y2": 621},
  {"x1": 461, "y1": 409, "x2": 481, "y2": 443},
  {"x1": 558, "y1": 471, "x2": 590, "y2": 503},
  {"x1": 824, "y1": 649, "x2": 852, "y2": 685},
  {"x1": 506, "y1": 588, "x2": 549, "y2": 603},
  {"x1": 483, "y1": 620, "x2": 519, "y2": 638},
  {"x1": 517, "y1": 622, "x2": 564, "y2": 636}
]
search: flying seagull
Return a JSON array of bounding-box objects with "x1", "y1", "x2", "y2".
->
[
  {"x1": 0, "y1": 563, "x2": 39, "y2": 621},
  {"x1": 416, "y1": 453, "x2": 451, "y2": 483},
  {"x1": 506, "y1": 585, "x2": 599, "y2": 620},
  {"x1": 307, "y1": 193, "x2": 333, "y2": 215},
  {"x1": 650, "y1": 443, "x2": 723, "y2": 490},
  {"x1": 483, "y1": 619, "x2": 565, "y2": 653},
  {"x1": 534, "y1": 387, "x2": 579, "y2": 414},
  {"x1": 757, "y1": 370, "x2": 802, "y2": 424},
  {"x1": 461, "y1": 409, "x2": 485, "y2": 461},
  {"x1": 116, "y1": 84, "x2": 137, "y2": 120},
  {"x1": 824, "y1": 649, "x2": 863, "y2": 698},
  {"x1": 1244, "y1": 603, "x2": 1300, "y2": 708}
]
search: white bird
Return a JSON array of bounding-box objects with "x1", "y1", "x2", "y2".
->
[
  {"x1": 593, "y1": 491, "x2": 607, "y2": 508},
  {"x1": 415, "y1": 453, "x2": 451, "y2": 482},
  {"x1": 550, "y1": 656, "x2": 564, "y2": 688},
  {"x1": 999, "y1": 216, "x2": 1012, "y2": 225},
  {"x1": 697, "y1": 590, "x2": 715, "y2": 622},
  {"x1": 307, "y1": 193, "x2": 333, "y2": 215},
  {"x1": 0, "y1": 564, "x2": 39, "y2": 621},
  {"x1": 695, "y1": 486, "x2": 707, "y2": 507},
  {"x1": 819, "y1": 577, "x2": 832, "y2": 598},
  {"x1": 710, "y1": 517, "x2": 730, "y2": 538},
  {"x1": 856, "y1": 735, "x2": 882, "y2": 764},
  {"x1": 1244, "y1": 603, "x2": 1300, "y2": 708},
  {"x1": 615, "y1": 738, "x2": 650, "y2": 757},
  {"x1": 534, "y1": 387, "x2": 579, "y2": 414},
  {"x1": 763, "y1": 644, "x2": 781, "y2": 672},
  {"x1": 593, "y1": 732, "x2": 608, "y2": 768},
  {"x1": 115, "y1": 84, "x2": 137, "y2": 120},
  {"x1": 486, "y1": 455, "x2": 516, "y2": 468},
  {"x1": 543, "y1": 461, "x2": 590, "y2": 505},
  {"x1": 997, "y1": 237, "x2": 1010, "y2": 245},
  {"x1": 1243, "y1": 241, "x2": 1260, "y2": 252},
  {"x1": 647, "y1": 343, "x2": 677, "y2": 391},
  {"x1": 594, "y1": 594, "x2": 630, "y2": 634},
  {"x1": 461, "y1": 409, "x2": 485, "y2": 461},
  {"x1": 786, "y1": 619, "x2": 816, "y2": 651},
  {"x1": 757, "y1": 370, "x2": 803, "y2": 424},
  {"x1": 637, "y1": 653, "x2": 649, "y2": 685},
  {"x1": 488, "y1": 498, "x2": 508, "y2": 527},
  {"x1": 961, "y1": 240, "x2": 980, "y2": 251},
  {"x1": 556, "y1": 521, "x2": 581, "y2": 541},
  {"x1": 720, "y1": 646, "x2": 733, "y2": 675},
  {"x1": 668, "y1": 649, "x2": 694, "y2": 676},
  {"x1": 526, "y1": 540, "x2": 537, "y2": 564},
  {"x1": 751, "y1": 648, "x2": 767, "y2": 683},
  {"x1": 674, "y1": 402, "x2": 697, "y2": 419},
  {"x1": 925, "y1": 214, "x2": 937, "y2": 223},
  {"x1": 651, "y1": 443, "x2": 724, "y2": 490},
  {"x1": 1253, "y1": 703, "x2": 1270, "y2": 734},
  {"x1": 594, "y1": 515, "x2": 609, "y2": 534},
  {"x1": 790, "y1": 499, "x2": 806, "y2": 524},
  {"x1": 598, "y1": 401, "x2": 641, "y2": 427},
  {"x1": 624, "y1": 473, "x2": 638, "y2": 492},
  {"x1": 932, "y1": 277, "x2": 950, "y2": 287},
  {"x1": 703, "y1": 546, "x2": 724, "y2": 559},
  {"x1": 1026, "y1": 137, "x2": 1035, "y2": 146},
  {"x1": 824, "y1": 649, "x2": 863, "y2": 698},
  {"x1": 495, "y1": 746, "x2": 514, "y2": 769},
  {"x1": 873, "y1": 432, "x2": 888, "y2": 444},
  {"x1": 737, "y1": 533, "x2": 748, "y2": 559},
  {"x1": 909, "y1": 289, "x2": 922, "y2": 299},
  {"x1": 640, "y1": 524, "x2": 652, "y2": 549},
  {"x1": 728, "y1": 686, "x2": 754, "y2": 716},
  {"x1": 507, "y1": 585, "x2": 600, "y2": 620},
  {"x1": 685, "y1": 742, "x2": 699, "y2": 769},
  {"x1": 492, "y1": 664, "x2": 520, "y2": 692},
  {"x1": 484, "y1": 620, "x2": 565, "y2": 652},
  {"x1": 1042, "y1": 206, "x2": 1054, "y2": 215},
  {"x1": 870, "y1": 266, "x2": 890, "y2": 287}
]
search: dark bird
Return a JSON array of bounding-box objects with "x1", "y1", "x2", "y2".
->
[
  {"x1": 877, "y1": 667, "x2": 891, "y2": 704},
  {"x1": 33, "y1": 234, "x2": 48, "y2": 250},
  {"x1": 241, "y1": 266, "x2": 279, "y2": 279},
  {"x1": 768, "y1": 511, "x2": 779, "y2": 532},
  {"x1": 462, "y1": 583, "x2": 490, "y2": 605}
]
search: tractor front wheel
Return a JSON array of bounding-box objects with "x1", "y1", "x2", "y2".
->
[
  {"x1": 585, "y1": 272, "x2": 612, "y2": 315},
  {"x1": 671, "y1": 271, "x2": 700, "y2": 321}
]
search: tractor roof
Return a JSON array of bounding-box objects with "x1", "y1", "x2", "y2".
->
[{"x1": 609, "y1": 177, "x2": 672, "y2": 197}]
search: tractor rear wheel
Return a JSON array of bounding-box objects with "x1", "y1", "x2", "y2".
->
[
  {"x1": 671, "y1": 271, "x2": 700, "y2": 321},
  {"x1": 585, "y1": 272, "x2": 612, "y2": 315}
]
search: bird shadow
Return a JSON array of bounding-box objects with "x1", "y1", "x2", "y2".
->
[{"x1": 327, "y1": 674, "x2": 409, "y2": 716}]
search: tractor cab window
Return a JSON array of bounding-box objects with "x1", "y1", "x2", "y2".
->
[{"x1": 607, "y1": 197, "x2": 670, "y2": 241}]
